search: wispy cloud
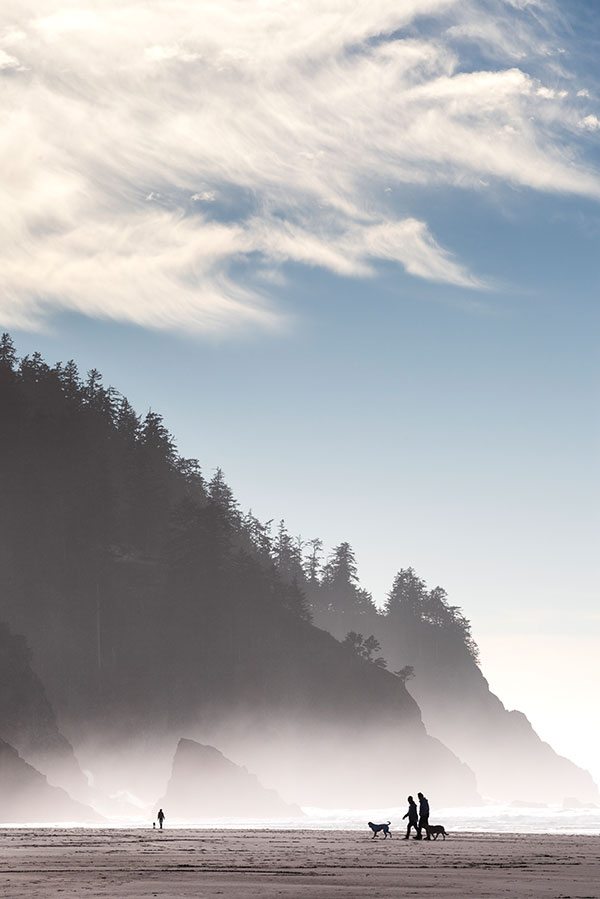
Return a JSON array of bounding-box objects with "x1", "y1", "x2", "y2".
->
[{"x1": 1, "y1": 0, "x2": 599, "y2": 334}]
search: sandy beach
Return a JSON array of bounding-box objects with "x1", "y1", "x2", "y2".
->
[{"x1": 1, "y1": 828, "x2": 599, "y2": 898}]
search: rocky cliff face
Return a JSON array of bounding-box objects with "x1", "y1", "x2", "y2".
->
[
  {"x1": 373, "y1": 616, "x2": 599, "y2": 805},
  {"x1": 160, "y1": 739, "x2": 301, "y2": 819},
  {"x1": 0, "y1": 621, "x2": 89, "y2": 799},
  {"x1": 403, "y1": 660, "x2": 598, "y2": 805},
  {"x1": 0, "y1": 739, "x2": 100, "y2": 823},
  {"x1": 307, "y1": 565, "x2": 598, "y2": 808}
]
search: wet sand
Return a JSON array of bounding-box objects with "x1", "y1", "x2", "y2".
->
[{"x1": 1, "y1": 828, "x2": 599, "y2": 898}]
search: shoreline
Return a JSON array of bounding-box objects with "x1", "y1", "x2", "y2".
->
[
  {"x1": 2, "y1": 813, "x2": 600, "y2": 836},
  {"x1": 1, "y1": 823, "x2": 600, "y2": 834},
  {"x1": 1, "y1": 828, "x2": 599, "y2": 898}
]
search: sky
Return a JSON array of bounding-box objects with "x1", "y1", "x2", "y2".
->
[{"x1": 2, "y1": 1, "x2": 599, "y2": 784}]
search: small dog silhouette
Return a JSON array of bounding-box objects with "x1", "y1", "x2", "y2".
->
[
  {"x1": 427, "y1": 825, "x2": 448, "y2": 840},
  {"x1": 368, "y1": 821, "x2": 392, "y2": 839}
]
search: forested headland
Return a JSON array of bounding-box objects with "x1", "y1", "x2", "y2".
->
[{"x1": 0, "y1": 333, "x2": 596, "y2": 807}]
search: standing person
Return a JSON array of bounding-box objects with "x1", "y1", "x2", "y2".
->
[
  {"x1": 402, "y1": 795, "x2": 418, "y2": 840},
  {"x1": 416, "y1": 792, "x2": 430, "y2": 840},
  {"x1": 157, "y1": 808, "x2": 165, "y2": 830}
]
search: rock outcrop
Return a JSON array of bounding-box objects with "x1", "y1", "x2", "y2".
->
[
  {"x1": 0, "y1": 621, "x2": 89, "y2": 799},
  {"x1": 0, "y1": 739, "x2": 100, "y2": 823},
  {"x1": 160, "y1": 739, "x2": 301, "y2": 820}
]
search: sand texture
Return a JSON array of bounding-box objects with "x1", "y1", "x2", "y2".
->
[{"x1": 0, "y1": 828, "x2": 599, "y2": 898}]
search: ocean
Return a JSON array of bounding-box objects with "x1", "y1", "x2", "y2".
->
[{"x1": 3, "y1": 804, "x2": 599, "y2": 834}]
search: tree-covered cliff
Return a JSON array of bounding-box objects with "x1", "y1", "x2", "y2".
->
[
  {"x1": 305, "y1": 551, "x2": 598, "y2": 804},
  {"x1": 0, "y1": 334, "x2": 475, "y2": 807}
]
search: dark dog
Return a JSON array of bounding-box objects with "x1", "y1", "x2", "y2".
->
[
  {"x1": 368, "y1": 821, "x2": 392, "y2": 839},
  {"x1": 427, "y1": 825, "x2": 448, "y2": 840}
]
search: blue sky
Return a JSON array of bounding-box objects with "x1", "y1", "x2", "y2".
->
[{"x1": 2, "y1": 0, "x2": 599, "y2": 780}]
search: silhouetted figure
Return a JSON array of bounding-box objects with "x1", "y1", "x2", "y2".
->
[
  {"x1": 157, "y1": 808, "x2": 165, "y2": 830},
  {"x1": 402, "y1": 795, "x2": 418, "y2": 839},
  {"x1": 416, "y1": 792, "x2": 430, "y2": 840},
  {"x1": 368, "y1": 821, "x2": 392, "y2": 839},
  {"x1": 152, "y1": 821, "x2": 155, "y2": 829}
]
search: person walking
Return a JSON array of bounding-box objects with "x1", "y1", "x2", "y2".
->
[
  {"x1": 157, "y1": 808, "x2": 165, "y2": 830},
  {"x1": 402, "y1": 795, "x2": 418, "y2": 840},
  {"x1": 416, "y1": 792, "x2": 430, "y2": 840}
]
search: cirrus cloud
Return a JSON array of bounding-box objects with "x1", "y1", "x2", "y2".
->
[{"x1": 0, "y1": 0, "x2": 599, "y2": 334}]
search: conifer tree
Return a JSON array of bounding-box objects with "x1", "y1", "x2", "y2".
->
[
  {"x1": 140, "y1": 410, "x2": 176, "y2": 466},
  {"x1": 207, "y1": 468, "x2": 240, "y2": 530},
  {"x1": 385, "y1": 568, "x2": 426, "y2": 617},
  {"x1": 58, "y1": 360, "x2": 82, "y2": 406},
  {"x1": 322, "y1": 542, "x2": 358, "y2": 586},
  {"x1": 175, "y1": 457, "x2": 205, "y2": 494},
  {"x1": 423, "y1": 586, "x2": 449, "y2": 627},
  {"x1": 0, "y1": 333, "x2": 17, "y2": 396},
  {"x1": 310, "y1": 542, "x2": 377, "y2": 624},
  {"x1": 303, "y1": 538, "x2": 323, "y2": 585},
  {"x1": 19, "y1": 352, "x2": 49, "y2": 384},
  {"x1": 0, "y1": 332, "x2": 16, "y2": 372},
  {"x1": 273, "y1": 521, "x2": 304, "y2": 584},
  {"x1": 115, "y1": 397, "x2": 141, "y2": 444},
  {"x1": 242, "y1": 511, "x2": 273, "y2": 560}
]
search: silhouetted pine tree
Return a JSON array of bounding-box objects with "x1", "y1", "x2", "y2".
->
[
  {"x1": 322, "y1": 542, "x2": 358, "y2": 588},
  {"x1": 382, "y1": 568, "x2": 480, "y2": 668},
  {"x1": 242, "y1": 511, "x2": 273, "y2": 561},
  {"x1": 303, "y1": 537, "x2": 323, "y2": 586},
  {"x1": 385, "y1": 568, "x2": 426, "y2": 618},
  {"x1": 0, "y1": 333, "x2": 18, "y2": 419},
  {"x1": 306, "y1": 542, "x2": 379, "y2": 642},
  {"x1": 207, "y1": 468, "x2": 240, "y2": 532},
  {"x1": 272, "y1": 521, "x2": 305, "y2": 585},
  {"x1": 58, "y1": 360, "x2": 83, "y2": 407},
  {"x1": 0, "y1": 332, "x2": 17, "y2": 380}
]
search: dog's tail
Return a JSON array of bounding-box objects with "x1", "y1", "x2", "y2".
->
[{"x1": 387, "y1": 821, "x2": 391, "y2": 825}]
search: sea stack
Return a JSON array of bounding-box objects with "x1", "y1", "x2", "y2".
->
[{"x1": 160, "y1": 739, "x2": 302, "y2": 820}]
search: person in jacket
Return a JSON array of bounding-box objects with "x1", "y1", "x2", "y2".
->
[
  {"x1": 402, "y1": 795, "x2": 418, "y2": 840},
  {"x1": 157, "y1": 808, "x2": 165, "y2": 830},
  {"x1": 416, "y1": 792, "x2": 430, "y2": 840}
]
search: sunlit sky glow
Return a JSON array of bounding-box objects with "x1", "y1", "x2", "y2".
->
[{"x1": 2, "y1": 0, "x2": 599, "y2": 782}]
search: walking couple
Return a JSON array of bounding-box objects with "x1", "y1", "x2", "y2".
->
[{"x1": 402, "y1": 792, "x2": 430, "y2": 840}]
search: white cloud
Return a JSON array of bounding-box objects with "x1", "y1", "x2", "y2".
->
[
  {"x1": 192, "y1": 191, "x2": 217, "y2": 203},
  {"x1": 0, "y1": 0, "x2": 599, "y2": 334},
  {"x1": 0, "y1": 48, "x2": 22, "y2": 69},
  {"x1": 536, "y1": 86, "x2": 568, "y2": 99},
  {"x1": 579, "y1": 114, "x2": 600, "y2": 132}
]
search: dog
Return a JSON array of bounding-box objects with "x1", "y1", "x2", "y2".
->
[
  {"x1": 427, "y1": 825, "x2": 448, "y2": 840},
  {"x1": 368, "y1": 821, "x2": 392, "y2": 839}
]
